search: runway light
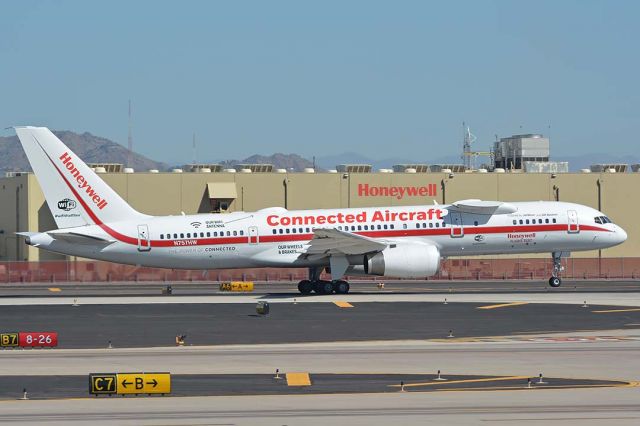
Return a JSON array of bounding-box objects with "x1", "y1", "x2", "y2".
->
[
  {"x1": 72, "y1": 299, "x2": 79, "y2": 307},
  {"x1": 400, "y1": 381, "x2": 405, "y2": 392},
  {"x1": 538, "y1": 373, "x2": 546, "y2": 384},
  {"x1": 443, "y1": 298, "x2": 448, "y2": 305},
  {"x1": 527, "y1": 378, "x2": 532, "y2": 388},
  {"x1": 434, "y1": 370, "x2": 446, "y2": 381},
  {"x1": 447, "y1": 330, "x2": 454, "y2": 338},
  {"x1": 274, "y1": 369, "x2": 281, "y2": 379},
  {"x1": 582, "y1": 301, "x2": 589, "y2": 308},
  {"x1": 107, "y1": 340, "x2": 113, "y2": 349},
  {"x1": 20, "y1": 388, "x2": 28, "y2": 400}
]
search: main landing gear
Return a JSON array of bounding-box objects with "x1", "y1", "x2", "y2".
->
[
  {"x1": 548, "y1": 251, "x2": 564, "y2": 288},
  {"x1": 297, "y1": 268, "x2": 350, "y2": 295}
]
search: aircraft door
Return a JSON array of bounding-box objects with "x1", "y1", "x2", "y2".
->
[
  {"x1": 449, "y1": 212, "x2": 464, "y2": 238},
  {"x1": 567, "y1": 210, "x2": 580, "y2": 233},
  {"x1": 248, "y1": 226, "x2": 259, "y2": 244},
  {"x1": 137, "y1": 224, "x2": 151, "y2": 252}
]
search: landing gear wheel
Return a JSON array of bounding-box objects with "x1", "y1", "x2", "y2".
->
[
  {"x1": 548, "y1": 276, "x2": 562, "y2": 288},
  {"x1": 333, "y1": 280, "x2": 350, "y2": 294},
  {"x1": 298, "y1": 280, "x2": 313, "y2": 294},
  {"x1": 314, "y1": 280, "x2": 334, "y2": 295}
]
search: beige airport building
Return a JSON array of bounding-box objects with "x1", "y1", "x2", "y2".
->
[{"x1": 0, "y1": 166, "x2": 638, "y2": 262}]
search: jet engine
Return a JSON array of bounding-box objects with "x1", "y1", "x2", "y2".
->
[{"x1": 362, "y1": 242, "x2": 441, "y2": 278}]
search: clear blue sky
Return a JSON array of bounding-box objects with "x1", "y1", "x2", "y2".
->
[{"x1": 1, "y1": 0, "x2": 638, "y2": 164}]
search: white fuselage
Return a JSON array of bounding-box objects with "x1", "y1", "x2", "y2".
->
[{"x1": 29, "y1": 201, "x2": 627, "y2": 270}]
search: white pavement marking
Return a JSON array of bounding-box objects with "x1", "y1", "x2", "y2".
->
[{"x1": 0, "y1": 292, "x2": 639, "y2": 306}]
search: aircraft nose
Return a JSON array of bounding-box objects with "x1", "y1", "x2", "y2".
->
[{"x1": 616, "y1": 226, "x2": 628, "y2": 244}]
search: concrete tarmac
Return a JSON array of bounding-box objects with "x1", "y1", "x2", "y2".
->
[
  {"x1": 2, "y1": 279, "x2": 640, "y2": 297},
  {"x1": 1, "y1": 281, "x2": 639, "y2": 424},
  {"x1": 1, "y1": 301, "x2": 639, "y2": 348}
]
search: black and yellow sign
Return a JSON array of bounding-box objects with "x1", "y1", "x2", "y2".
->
[
  {"x1": 89, "y1": 373, "x2": 117, "y2": 394},
  {"x1": 219, "y1": 281, "x2": 254, "y2": 292},
  {"x1": 0, "y1": 333, "x2": 19, "y2": 347},
  {"x1": 117, "y1": 373, "x2": 171, "y2": 395},
  {"x1": 89, "y1": 372, "x2": 171, "y2": 396}
]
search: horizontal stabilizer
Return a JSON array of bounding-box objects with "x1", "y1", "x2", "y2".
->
[{"x1": 46, "y1": 231, "x2": 115, "y2": 245}]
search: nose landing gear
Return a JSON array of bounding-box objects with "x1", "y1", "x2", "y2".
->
[{"x1": 548, "y1": 251, "x2": 564, "y2": 287}]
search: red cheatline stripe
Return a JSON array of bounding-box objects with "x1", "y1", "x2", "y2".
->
[{"x1": 40, "y1": 141, "x2": 611, "y2": 248}]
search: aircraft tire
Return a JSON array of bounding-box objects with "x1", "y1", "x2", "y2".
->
[
  {"x1": 314, "y1": 280, "x2": 334, "y2": 295},
  {"x1": 548, "y1": 276, "x2": 562, "y2": 287},
  {"x1": 334, "y1": 280, "x2": 350, "y2": 294},
  {"x1": 298, "y1": 280, "x2": 313, "y2": 294}
]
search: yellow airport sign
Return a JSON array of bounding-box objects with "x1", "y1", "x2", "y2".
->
[
  {"x1": 117, "y1": 373, "x2": 171, "y2": 395},
  {"x1": 89, "y1": 374, "x2": 117, "y2": 394},
  {"x1": 0, "y1": 333, "x2": 19, "y2": 347},
  {"x1": 89, "y1": 372, "x2": 171, "y2": 396},
  {"x1": 219, "y1": 281, "x2": 254, "y2": 292}
]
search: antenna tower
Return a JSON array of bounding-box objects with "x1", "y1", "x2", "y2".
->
[
  {"x1": 192, "y1": 132, "x2": 196, "y2": 165},
  {"x1": 127, "y1": 100, "x2": 133, "y2": 168}
]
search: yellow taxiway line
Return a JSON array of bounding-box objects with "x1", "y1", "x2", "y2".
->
[
  {"x1": 477, "y1": 302, "x2": 529, "y2": 310},
  {"x1": 592, "y1": 308, "x2": 640, "y2": 313},
  {"x1": 286, "y1": 372, "x2": 311, "y2": 386},
  {"x1": 334, "y1": 301, "x2": 354, "y2": 308},
  {"x1": 389, "y1": 376, "x2": 529, "y2": 388},
  {"x1": 48, "y1": 287, "x2": 61, "y2": 292}
]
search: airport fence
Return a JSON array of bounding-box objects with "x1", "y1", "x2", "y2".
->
[{"x1": 0, "y1": 257, "x2": 639, "y2": 283}]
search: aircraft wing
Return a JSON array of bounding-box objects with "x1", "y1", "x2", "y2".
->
[
  {"x1": 449, "y1": 199, "x2": 517, "y2": 215},
  {"x1": 302, "y1": 228, "x2": 387, "y2": 259}
]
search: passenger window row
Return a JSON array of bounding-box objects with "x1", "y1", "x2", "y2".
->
[
  {"x1": 512, "y1": 218, "x2": 556, "y2": 225},
  {"x1": 270, "y1": 224, "x2": 397, "y2": 235},
  {"x1": 159, "y1": 230, "x2": 244, "y2": 240}
]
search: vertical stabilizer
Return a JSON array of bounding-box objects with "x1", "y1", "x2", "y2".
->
[{"x1": 14, "y1": 126, "x2": 147, "y2": 229}]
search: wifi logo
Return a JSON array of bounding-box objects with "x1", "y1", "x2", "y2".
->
[{"x1": 190, "y1": 221, "x2": 202, "y2": 228}]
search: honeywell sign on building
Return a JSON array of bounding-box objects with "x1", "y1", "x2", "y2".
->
[{"x1": 357, "y1": 183, "x2": 438, "y2": 200}]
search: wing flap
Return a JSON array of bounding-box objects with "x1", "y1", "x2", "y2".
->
[
  {"x1": 450, "y1": 199, "x2": 517, "y2": 215},
  {"x1": 303, "y1": 228, "x2": 387, "y2": 257}
]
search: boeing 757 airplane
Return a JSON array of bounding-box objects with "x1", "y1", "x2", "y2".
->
[{"x1": 14, "y1": 127, "x2": 627, "y2": 294}]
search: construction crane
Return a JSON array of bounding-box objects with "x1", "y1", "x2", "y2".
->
[{"x1": 462, "y1": 122, "x2": 493, "y2": 170}]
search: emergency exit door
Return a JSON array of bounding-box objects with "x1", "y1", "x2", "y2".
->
[
  {"x1": 567, "y1": 210, "x2": 580, "y2": 233},
  {"x1": 137, "y1": 224, "x2": 151, "y2": 251},
  {"x1": 449, "y1": 212, "x2": 464, "y2": 238},
  {"x1": 248, "y1": 226, "x2": 259, "y2": 244}
]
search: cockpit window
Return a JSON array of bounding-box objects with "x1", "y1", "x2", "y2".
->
[
  {"x1": 594, "y1": 217, "x2": 602, "y2": 224},
  {"x1": 595, "y1": 216, "x2": 612, "y2": 224}
]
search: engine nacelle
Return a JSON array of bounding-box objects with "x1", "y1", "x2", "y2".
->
[{"x1": 364, "y1": 243, "x2": 440, "y2": 278}]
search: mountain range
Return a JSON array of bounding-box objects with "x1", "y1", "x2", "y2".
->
[
  {"x1": 1, "y1": 130, "x2": 637, "y2": 174},
  {"x1": 0, "y1": 131, "x2": 167, "y2": 173}
]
